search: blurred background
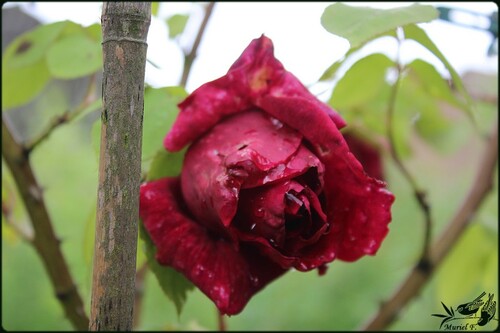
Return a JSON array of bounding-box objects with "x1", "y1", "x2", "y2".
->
[{"x1": 2, "y1": 2, "x2": 498, "y2": 331}]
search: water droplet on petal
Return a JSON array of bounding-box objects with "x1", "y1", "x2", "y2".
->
[
  {"x1": 270, "y1": 117, "x2": 283, "y2": 129},
  {"x1": 250, "y1": 223, "x2": 256, "y2": 230},
  {"x1": 250, "y1": 275, "x2": 259, "y2": 286},
  {"x1": 255, "y1": 208, "x2": 264, "y2": 217}
]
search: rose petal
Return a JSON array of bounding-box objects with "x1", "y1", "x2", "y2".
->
[
  {"x1": 234, "y1": 180, "x2": 329, "y2": 270},
  {"x1": 181, "y1": 110, "x2": 303, "y2": 228},
  {"x1": 343, "y1": 132, "x2": 384, "y2": 181},
  {"x1": 139, "y1": 178, "x2": 286, "y2": 315},
  {"x1": 257, "y1": 95, "x2": 395, "y2": 263},
  {"x1": 164, "y1": 35, "x2": 345, "y2": 152}
]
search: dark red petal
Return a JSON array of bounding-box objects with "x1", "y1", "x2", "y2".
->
[
  {"x1": 164, "y1": 35, "x2": 345, "y2": 152},
  {"x1": 234, "y1": 180, "x2": 329, "y2": 270},
  {"x1": 139, "y1": 178, "x2": 286, "y2": 315},
  {"x1": 343, "y1": 132, "x2": 384, "y2": 181},
  {"x1": 180, "y1": 110, "x2": 302, "y2": 228},
  {"x1": 257, "y1": 95, "x2": 395, "y2": 263}
]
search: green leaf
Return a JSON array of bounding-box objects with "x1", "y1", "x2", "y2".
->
[
  {"x1": 82, "y1": 206, "x2": 96, "y2": 267},
  {"x1": 2, "y1": 58, "x2": 51, "y2": 109},
  {"x1": 437, "y1": 223, "x2": 498, "y2": 306},
  {"x1": 406, "y1": 59, "x2": 466, "y2": 111},
  {"x1": 46, "y1": 33, "x2": 102, "y2": 79},
  {"x1": 142, "y1": 86, "x2": 187, "y2": 162},
  {"x1": 151, "y1": 2, "x2": 160, "y2": 16},
  {"x1": 329, "y1": 53, "x2": 394, "y2": 109},
  {"x1": 91, "y1": 118, "x2": 101, "y2": 158},
  {"x1": 403, "y1": 24, "x2": 474, "y2": 121},
  {"x1": 139, "y1": 222, "x2": 194, "y2": 315},
  {"x1": 2, "y1": 21, "x2": 67, "y2": 69},
  {"x1": 85, "y1": 23, "x2": 102, "y2": 42},
  {"x1": 147, "y1": 148, "x2": 186, "y2": 181},
  {"x1": 74, "y1": 98, "x2": 102, "y2": 123},
  {"x1": 319, "y1": 46, "x2": 360, "y2": 82},
  {"x1": 397, "y1": 69, "x2": 452, "y2": 150},
  {"x1": 321, "y1": 3, "x2": 438, "y2": 48},
  {"x1": 167, "y1": 14, "x2": 189, "y2": 39}
]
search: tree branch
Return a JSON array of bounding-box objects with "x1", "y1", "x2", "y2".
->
[
  {"x1": 180, "y1": 2, "x2": 216, "y2": 87},
  {"x1": 2, "y1": 115, "x2": 89, "y2": 330},
  {"x1": 89, "y1": 2, "x2": 151, "y2": 331},
  {"x1": 361, "y1": 119, "x2": 498, "y2": 330},
  {"x1": 24, "y1": 74, "x2": 98, "y2": 154}
]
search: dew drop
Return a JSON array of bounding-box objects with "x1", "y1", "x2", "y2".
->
[
  {"x1": 250, "y1": 223, "x2": 257, "y2": 230},
  {"x1": 270, "y1": 117, "x2": 283, "y2": 129},
  {"x1": 254, "y1": 208, "x2": 264, "y2": 218},
  {"x1": 250, "y1": 275, "x2": 259, "y2": 286}
]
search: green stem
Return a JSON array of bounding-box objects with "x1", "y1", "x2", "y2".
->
[{"x1": 385, "y1": 32, "x2": 432, "y2": 263}]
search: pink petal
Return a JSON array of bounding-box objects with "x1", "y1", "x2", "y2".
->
[{"x1": 139, "y1": 178, "x2": 286, "y2": 315}]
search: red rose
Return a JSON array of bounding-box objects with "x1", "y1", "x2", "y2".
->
[
  {"x1": 139, "y1": 35, "x2": 395, "y2": 315},
  {"x1": 343, "y1": 132, "x2": 385, "y2": 181}
]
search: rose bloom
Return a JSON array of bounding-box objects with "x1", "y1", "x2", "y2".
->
[{"x1": 140, "y1": 35, "x2": 395, "y2": 315}]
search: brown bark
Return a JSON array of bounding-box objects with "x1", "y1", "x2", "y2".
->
[{"x1": 89, "y1": 2, "x2": 151, "y2": 331}]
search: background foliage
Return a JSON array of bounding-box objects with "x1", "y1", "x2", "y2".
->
[{"x1": 2, "y1": 2, "x2": 498, "y2": 331}]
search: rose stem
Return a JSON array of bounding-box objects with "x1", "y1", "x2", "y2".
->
[{"x1": 385, "y1": 28, "x2": 433, "y2": 265}]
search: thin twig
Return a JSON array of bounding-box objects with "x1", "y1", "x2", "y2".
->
[
  {"x1": 386, "y1": 33, "x2": 432, "y2": 264},
  {"x1": 179, "y1": 2, "x2": 216, "y2": 87},
  {"x1": 2, "y1": 114, "x2": 89, "y2": 330},
  {"x1": 362, "y1": 120, "x2": 498, "y2": 330},
  {"x1": 24, "y1": 73, "x2": 98, "y2": 154}
]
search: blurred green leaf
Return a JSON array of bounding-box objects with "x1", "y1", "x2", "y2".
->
[
  {"x1": 46, "y1": 33, "x2": 102, "y2": 79},
  {"x1": 74, "y1": 98, "x2": 102, "y2": 123},
  {"x1": 147, "y1": 148, "x2": 186, "y2": 181},
  {"x1": 85, "y1": 23, "x2": 102, "y2": 42},
  {"x1": 152, "y1": 2, "x2": 160, "y2": 16},
  {"x1": 329, "y1": 53, "x2": 394, "y2": 109},
  {"x1": 397, "y1": 69, "x2": 452, "y2": 151},
  {"x1": 82, "y1": 206, "x2": 96, "y2": 267},
  {"x1": 321, "y1": 3, "x2": 437, "y2": 48},
  {"x1": 406, "y1": 59, "x2": 467, "y2": 111},
  {"x1": 139, "y1": 222, "x2": 194, "y2": 315},
  {"x1": 2, "y1": 21, "x2": 67, "y2": 69},
  {"x1": 319, "y1": 46, "x2": 360, "y2": 81},
  {"x1": 91, "y1": 118, "x2": 101, "y2": 158},
  {"x1": 167, "y1": 14, "x2": 189, "y2": 39},
  {"x1": 2, "y1": 59, "x2": 51, "y2": 109},
  {"x1": 403, "y1": 24, "x2": 474, "y2": 120},
  {"x1": 142, "y1": 86, "x2": 187, "y2": 162},
  {"x1": 437, "y1": 223, "x2": 498, "y2": 306}
]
